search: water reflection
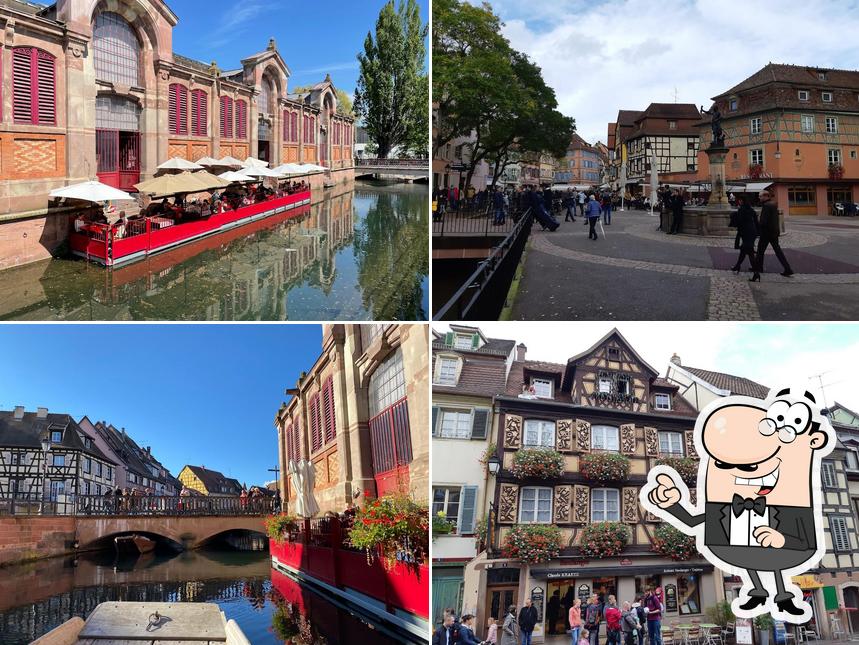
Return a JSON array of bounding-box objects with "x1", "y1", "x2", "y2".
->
[
  {"x1": 0, "y1": 182, "x2": 428, "y2": 321},
  {"x1": 0, "y1": 549, "x2": 405, "y2": 644}
]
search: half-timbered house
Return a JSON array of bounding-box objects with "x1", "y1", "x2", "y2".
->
[
  {"x1": 0, "y1": 407, "x2": 115, "y2": 511},
  {"x1": 466, "y1": 330, "x2": 719, "y2": 642}
]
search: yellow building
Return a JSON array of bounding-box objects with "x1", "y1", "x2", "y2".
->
[{"x1": 178, "y1": 464, "x2": 242, "y2": 496}]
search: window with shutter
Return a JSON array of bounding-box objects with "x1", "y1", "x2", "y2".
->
[
  {"x1": 471, "y1": 409, "x2": 489, "y2": 440},
  {"x1": 235, "y1": 100, "x2": 247, "y2": 139},
  {"x1": 291, "y1": 112, "x2": 298, "y2": 143},
  {"x1": 191, "y1": 89, "x2": 207, "y2": 136},
  {"x1": 310, "y1": 393, "x2": 322, "y2": 453},
  {"x1": 830, "y1": 516, "x2": 850, "y2": 551},
  {"x1": 459, "y1": 486, "x2": 478, "y2": 533},
  {"x1": 322, "y1": 375, "x2": 336, "y2": 444},
  {"x1": 822, "y1": 461, "x2": 837, "y2": 488},
  {"x1": 168, "y1": 84, "x2": 188, "y2": 135},
  {"x1": 292, "y1": 419, "x2": 300, "y2": 461},
  {"x1": 220, "y1": 96, "x2": 233, "y2": 138},
  {"x1": 13, "y1": 47, "x2": 56, "y2": 126},
  {"x1": 432, "y1": 406, "x2": 439, "y2": 436}
]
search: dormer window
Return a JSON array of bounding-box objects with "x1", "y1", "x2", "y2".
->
[
  {"x1": 729, "y1": 98, "x2": 738, "y2": 111},
  {"x1": 433, "y1": 355, "x2": 461, "y2": 386},
  {"x1": 654, "y1": 393, "x2": 672, "y2": 410},
  {"x1": 607, "y1": 347, "x2": 620, "y2": 360},
  {"x1": 798, "y1": 90, "x2": 809, "y2": 101},
  {"x1": 818, "y1": 71, "x2": 827, "y2": 80},
  {"x1": 531, "y1": 378, "x2": 553, "y2": 399},
  {"x1": 51, "y1": 430, "x2": 62, "y2": 443},
  {"x1": 453, "y1": 333, "x2": 475, "y2": 350}
]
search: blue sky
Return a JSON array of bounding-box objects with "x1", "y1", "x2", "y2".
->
[
  {"x1": 486, "y1": 0, "x2": 859, "y2": 145},
  {"x1": 167, "y1": 0, "x2": 429, "y2": 99},
  {"x1": 440, "y1": 323, "x2": 859, "y2": 413},
  {"x1": 0, "y1": 324, "x2": 324, "y2": 487}
]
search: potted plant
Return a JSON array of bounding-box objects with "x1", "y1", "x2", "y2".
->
[
  {"x1": 501, "y1": 524, "x2": 562, "y2": 564},
  {"x1": 264, "y1": 513, "x2": 299, "y2": 542},
  {"x1": 651, "y1": 524, "x2": 697, "y2": 560},
  {"x1": 432, "y1": 510, "x2": 454, "y2": 538},
  {"x1": 655, "y1": 457, "x2": 698, "y2": 485},
  {"x1": 347, "y1": 494, "x2": 429, "y2": 569},
  {"x1": 579, "y1": 521, "x2": 630, "y2": 558},
  {"x1": 580, "y1": 453, "x2": 630, "y2": 483},
  {"x1": 510, "y1": 447, "x2": 564, "y2": 480},
  {"x1": 748, "y1": 163, "x2": 764, "y2": 179},
  {"x1": 754, "y1": 612, "x2": 774, "y2": 645}
]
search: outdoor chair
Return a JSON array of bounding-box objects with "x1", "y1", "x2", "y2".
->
[
  {"x1": 723, "y1": 622, "x2": 735, "y2": 644},
  {"x1": 705, "y1": 625, "x2": 724, "y2": 645},
  {"x1": 798, "y1": 626, "x2": 818, "y2": 642}
]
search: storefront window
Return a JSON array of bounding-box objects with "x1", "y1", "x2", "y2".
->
[
  {"x1": 827, "y1": 186, "x2": 851, "y2": 209},
  {"x1": 677, "y1": 574, "x2": 701, "y2": 614},
  {"x1": 788, "y1": 186, "x2": 816, "y2": 206},
  {"x1": 635, "y1": 575, "x2": 662, "y2": 597},
  {"x1": 592, "y1": 577, "x2": 617, "y2": 604}
]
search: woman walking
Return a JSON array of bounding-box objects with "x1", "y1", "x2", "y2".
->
[
  {"x1": 731, "y1": 196, "x2": 759, "y2": 273},
  {"x1": 459, "y1": 614, "x2": 482, "y2": 645},
  {"x1": 569, "y1": 598, "x2": 583, "y2": 645},
  {"x1": 500, "y1": 605, "x2": 520, "y2": 645}
]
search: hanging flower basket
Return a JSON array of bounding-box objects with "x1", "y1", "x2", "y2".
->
[
  {"x1": 579, "y1": 521, "x2": 630, "y2": 558},
  {"x1": 655, "y1": 457, "x2": 698, "y2": 485},
  {"x1": 347, "y1": 494, "x2": 429, "y2": 569},
  {"x1": 264, "y1": 513, "x2": 300, "y2": 542},
  {"x1": 501, "y1": 524, "x2": 562, "y2": 564},
  {"x1": 829, "y1": 163, "x2": 844, "y2": 180},
  {"x1": 511, "y1": 447, "x2": 564, "y2": 480},
  {"x1": 580, "y1": 453, "x2": 630, "y2": 483},
  {"x1": 652, "y1": 524, "x2": 698, "y2": 561},
  {"x1": 748, "y1": 164, "x2": 764, "y2": 180}
]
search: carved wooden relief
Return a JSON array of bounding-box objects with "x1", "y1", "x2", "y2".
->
[
  {"x1": 645, "y1": 508, "x2": 662, "y2": 523},
  {"x1": 575, "y1": 419, "x2": 591, "y2": 453},
  {"x1": 644, "y1": 426, "x2": 659, "y2": 456},
  {"x1": 572, "y1": 485, "x2": 590, "y2": 523},
  {"x1": 498, "y1": 483, "x2": 519, "y2": 524},
  {"x1": 622, "y1": 487, "x2": 639, "y2": 524},
  {"x1": 620, "y1": 424, "x2": 636, "y2": 455},
  {"x1": 556, "y1": 419, "x2": 574, "y2": 453},
  {"x1": 554, "y1": 485, "x2": 572, "y2": 524},
  {"x1": 684, "y1": 430, "x2": 698, "y2": 458},
  {"x1": 503, "y1": 414, "x2": 522, "y2": 450},
  {"x1": 689, "y1": 488, "x2": 697, "y2": 506}
]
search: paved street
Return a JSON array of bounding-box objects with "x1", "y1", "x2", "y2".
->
[{"x1": 510, "y1": 210, "x2": 859, "y2": 320}]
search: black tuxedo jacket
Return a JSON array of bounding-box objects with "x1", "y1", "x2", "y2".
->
[{"x1": 664, "y1": 501, "x2": 816, "y2": 551}]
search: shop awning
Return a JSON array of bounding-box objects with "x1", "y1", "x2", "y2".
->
[
  {"x1": 791, "y1": 575, "x2": 824, "y2": 589},
  {"x1": 741, "y1": 181, "x2": 774, "y2": 192},
  {"x1": 530, "y1": 563, "x2": 714, "y2": 579}
]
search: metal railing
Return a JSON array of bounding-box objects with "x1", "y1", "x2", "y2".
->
[
  {"x1": 0, "y1": 494, "x2": 278, "y2": 517},
  {"x1": 433, "y1": 208, "x2": 533, "y2": 320},
  {"x1": 355, "y1": 157, "x2": 428, "y2": 167},
  {"x1": 432, "y1": 205, "x2": 521, "y2": 236}
]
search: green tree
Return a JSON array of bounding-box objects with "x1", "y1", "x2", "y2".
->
[{"x1": 354, "y1": 0, "x2": 428, "y2": 158}]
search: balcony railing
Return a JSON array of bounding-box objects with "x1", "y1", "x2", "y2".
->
[{"x1": 0, "y1": 493, "x2": 278, "y2": 517}]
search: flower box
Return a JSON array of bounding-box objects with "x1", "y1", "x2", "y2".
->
[
  {"x1": 580, "y1": 452, "x2": 630, "y2": 483},
  {"x1": 511, "y1": 448, "x2": 564, "y2": 480},
  {"x1": 655, "y1": 456, "x2": 698, "y2": 485},
  {"x1": 651, "y1": 524, "x2": 697, "y2": 561},
  {"x1": 579, "y1": 521, "x2": 630, "y2": 558},
  {"x1": 501, "y1": 524, "x2": 562, "y2": 564}
]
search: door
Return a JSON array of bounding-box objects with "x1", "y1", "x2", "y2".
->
[
  {"x1": 96, "y1": 95, "x2": 141, "y2": 189},
  {"x1": 432, "y1": 575, "x2": 463, "y2": 626},
  {"x1": 486, "y1": 586, "x2": 518, "y2": 626},
  {"x1": 845, "y1": 587, "x2": 859, "y2": 632},
  {"x1": 258, "y1": 140, "x2": 270, "y2": 164}
]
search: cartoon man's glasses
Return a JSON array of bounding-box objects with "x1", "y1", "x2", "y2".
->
[{"x1": 758, "y1": 399, "x2": 811, "y2": 443}]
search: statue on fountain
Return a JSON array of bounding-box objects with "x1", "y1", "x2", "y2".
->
[{"x1": 701, "y1": 104, "x2": 725, "y2": 147}]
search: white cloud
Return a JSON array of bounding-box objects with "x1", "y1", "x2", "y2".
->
[
  {"x1": 434, "y1": 323, "x2": 859, "y2": 412},
  {"x1": 487, "y1": 0, "x2": 859, "y2": 145}
]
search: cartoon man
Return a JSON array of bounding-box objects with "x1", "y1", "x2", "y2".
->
[{"x1": 641, "y1": 388, "x2": 833, "y2": 621}]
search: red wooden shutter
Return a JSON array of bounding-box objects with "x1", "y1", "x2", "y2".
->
[
  {"x1": 235, "y1": 100, "x2": 246, "y2": 139},
  {"x1": 283, "y1": 110, "x2": 288, "y2": 140},
  {"x1": 191, "y1": 89, "x2": 207, "y2": 136},
  {"x1": 168, "y1": 84, "x2": 178, "y2": 134},
  {"x1": 36, "y1": 50, "x2": 55, "y2": 125},
  {"x1": 13, "y1": 48, "x2": 34, "y2": 123},
  {"x1": 285, "y1": 422, "x2": 293, "y2": 463},
  {"x1": 291, "y1": 113, "x2": 297, "y2": 143},
  {"x1": 309, "y1": 393, "x2": 322, "y2": 453},
  {"x1": 177, "y1": 85, "x2": 187, "y2": 135},
  {"x1": 322, "y1": 376, "x2": 336, "y2": 444},
  {"x1": 220, "y1": 96, "x2": 233, "y2": 138}
]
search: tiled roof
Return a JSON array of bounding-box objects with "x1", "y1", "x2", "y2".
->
[
  {"x1": 0, "y1": 0, "x2": 52, "y2": 17},
  {"x1": 567, "y1": 133, "x2": 595, "y2": 152},
  {"x1": 636, "y1": 103, "x2": 700, "y2": 121},
  {"x1": 718, "y1": 63, "x2": 859, "y2": 97},
  {"x1": 431, "y1": 337, "x2": 516, "y2": 357},
  {"x1": 681, "y1": 366, "x2": 770, "y2": 399},
  {"x1": 432, "y1": 353, "x2": 509, "y2": 399},
  {"x1": 173, "y1": 53, "x2": 216, "y2": 75},
  {"x1": 616, "y1": 110, "x2": 643, "y2": 126},
  {"x1": 184, "y1": 465, "x2": 242, "y2": 495},
  {"x1": 506, "y1": 360, "x2": 569, "y2": 398},
  {"x1": 0, "y1": 411, "x2": 115, "y2": 464},
  {"x1": 652, "y1": 378, "x2": 679, "y2": 389}
]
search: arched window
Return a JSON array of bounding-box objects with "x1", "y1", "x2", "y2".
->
[
  {"x1": 168, "y1": 84, "x2": 188, "y2": 135},
  {"x1": 93, "y1": 12, "x2": 140, "y2": 86},
  {"x1": 235, "y1": 99, "x2": 247, "y2": 139},
  {"x1": 191, "y1": 89, "x2": 207, "y2": 136},
  {"x1": 12, "y1": 47, "x2": 56, "y2": 125},
  {"x1": 220, "y1": 96, "x2": 233, "y2": 138}
]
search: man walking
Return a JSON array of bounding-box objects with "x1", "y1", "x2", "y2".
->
[
  {"x1": 578, "y1": 190, "x2": 587, "y2": 218},
  {"x1": 518, "y1": 598, "x2": 538, "y2": 645},
  {"x1": 644, "y1": 587, "x2": 664, "y2": 645},
  {"x1": 751, "y1": 189, "x2": 793, "y2": 281},
  {"x1": 586, "y1": 195, "x2": 602, "y2": 240}
]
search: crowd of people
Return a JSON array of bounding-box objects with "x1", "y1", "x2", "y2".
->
[
  {"x1": 434, "y1": 587, "x2": 669, "y2": 645},
  {"x1": 75, "y1": 485, "x2": 281, "y2": 516}
]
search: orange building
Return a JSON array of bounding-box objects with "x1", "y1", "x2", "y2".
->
[{"x1": 697, "y1": 64, "x2": 859, "y2": 216}]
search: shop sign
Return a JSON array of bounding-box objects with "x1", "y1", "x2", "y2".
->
[
  {"x1": 659, "y1": 566, "x2": 707, "y2": 574},
  {"x1": 620, "y1": 558, "x2": 633, "y2": 566},
  {"x1": 791, "y1": 575, "x2": 824, "y2": 589},
  {"x1": 578, "y1": 584, "x2": 590, "y2": 605},
  {"x1": 547, "y1": 570, "x2": 584, "y2": 579},
  {"x1": 735, "y1": 618, "x2": 753, "y2": 645},
  {"x1": 664, "y1": 584, "x2": 678, "y2": 613}
]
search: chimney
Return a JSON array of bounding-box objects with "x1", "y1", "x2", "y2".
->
[
  {"x1": 670, "y1": 353, "x2": 681, "y2": 366},
  {"x1": 516, "y1": 343, "x2": 527, "y2": 362},
  {"x1": 13, "y1": 406, "x2": 25, "y2": 420},
  {"x1": 36, "y1": 407, "x2": 48, "y2": 419},
  {"x1": 146, "y1": 446, "x2": 151, "y2": 455}
]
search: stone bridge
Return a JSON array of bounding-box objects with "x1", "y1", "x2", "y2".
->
[
  {"x1": 75, "y1": 515, "x2": 268, "y2": 550},
  {"x1": 355, "y1": 158, "x2": 428, "y2": 178}
]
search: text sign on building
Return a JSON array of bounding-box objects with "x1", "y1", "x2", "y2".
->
[
  {"x1": 664, "y1": 584, "x2": 678, "y2": 613},
  {"x1": 578, "y1": 584, "x2": 590, "y2": 605}
]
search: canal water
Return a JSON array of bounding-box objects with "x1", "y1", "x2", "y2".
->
[
  {"x1": 0, "y1": 548, "x2": 406, "y2": 644},
  {"x1": 0, "y1": 181, "x2": 428, "y2": 321}
]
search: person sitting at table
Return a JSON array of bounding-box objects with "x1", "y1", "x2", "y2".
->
[{"x1": 112, "y1": 211, "x2": 127, "y2": 239}]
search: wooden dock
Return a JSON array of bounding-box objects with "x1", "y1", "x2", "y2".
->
[{"x1": 31, "y1": 602, "x2": 250, "y2": 645}]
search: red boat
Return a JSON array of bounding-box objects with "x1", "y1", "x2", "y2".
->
[
  {"x1": 269, "y1": 520, "x2": 429, "y2": 642},
  {"x1": 69, "y1": 190, "x2": 311, "y2": 267}
]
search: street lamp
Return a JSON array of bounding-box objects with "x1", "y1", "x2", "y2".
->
[{"x1": 487, "y1": 454, "x2": 502, "y2": 476}]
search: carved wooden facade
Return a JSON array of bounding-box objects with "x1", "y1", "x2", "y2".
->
[{"x1": 571, "y1": 338, "x2": 654, "y2": 412}]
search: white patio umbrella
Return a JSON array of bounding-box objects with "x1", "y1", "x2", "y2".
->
[
  {"x1": 242, "y1": 166, "x2": 286, "y2": 178},
  {"x1": 156, "y1": 156, "x2": 204, "y2": 172},
  {"x1": 242, "y1": 156, "x2": 269, "y2": 169},
  {"x1": 288, "y1": 460, "x2": 305, "y2": 518},
  {"x1": 195, "y1": 156, "x2": 222, "y2": 167},
  {"x1": 50, "y1": 180, "x2": 134, "y2": 203},
  {"x1": 218, "y1": 170, "x2": 254, "y2": 182},
  {"x1": 217, "y1": 155, "x2": 244, "y2": 168},
  {"x1": 649, "y1": 146, "x2": 659, "y2": 217},
  {"x1": 297, "y1": 163, "x2": 326, "y2": 173},
  {"x1": 299, "y1": 460, "x2": 319, "y2": 518},
  {"x1": 272, "y1": 163, "x2": 307, "y2": 176}
]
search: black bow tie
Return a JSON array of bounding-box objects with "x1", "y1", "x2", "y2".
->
[{"x1": 732, "y1": 494, "x2": 766, "y2": 517}]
